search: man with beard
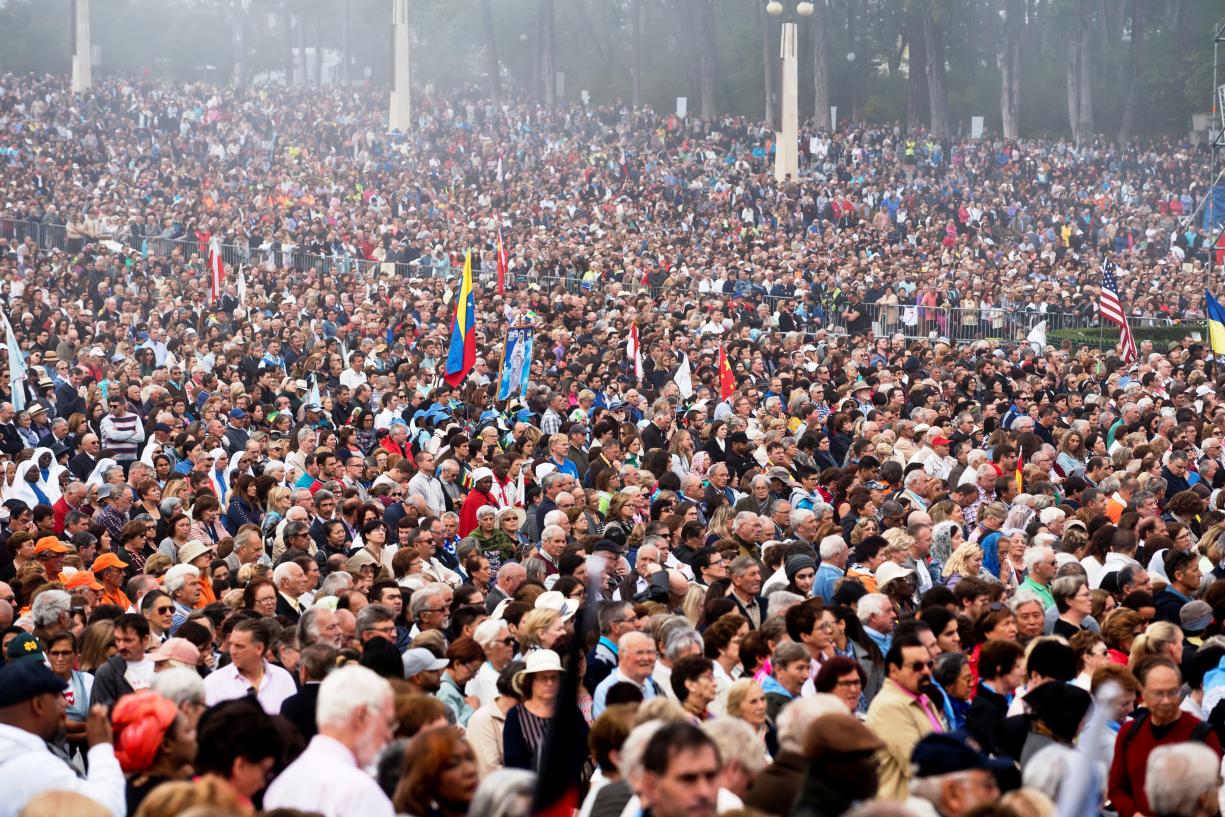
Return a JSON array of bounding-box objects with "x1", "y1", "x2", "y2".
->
[{"x1": 264, "y1": 665, "x2": 397, "y2": 817}]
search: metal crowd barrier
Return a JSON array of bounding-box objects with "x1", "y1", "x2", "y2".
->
[{"x1": 1, "y1": 216, "x2": 1173, "y2": 342}]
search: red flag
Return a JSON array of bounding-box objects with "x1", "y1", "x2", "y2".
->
[
  {"x1": 207, "y1": 236, "x2": 225, "y2": 303},
  {"x1": 627, "y1": 323, "x2": 643, "y2": 380},
  {"x1": 496, "y1": 226, "x2": 508, "y2": 296},
  {"x1": 719, "y1": 345, "x2": 735, "y2": 400}
]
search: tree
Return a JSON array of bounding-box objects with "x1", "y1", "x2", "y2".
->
[
  {"x1": 811, "y1": 0, "x2": 831, "y2": 129},
  {"x1": 481, "y1": 0, "x2": 501, "y2": 105},
  {"x1": 922, "y1": 0, "x2": 949, "y2": 140},
  {"x1": 695, "y1": 0, "x2": 717, "y2": 119},
  {"x1": 1066, "y1": 0, "x2": 1094, "y2": 144},
  {"x1": 1116, "y1": 0, "x2": 1144, "y2": 144},
  {"x1": 1000, "y1": 0, "x2": 1023, "y2": 139},
  {"x1": 905, "y1": 2, "x2": 927, "y2": 135}
]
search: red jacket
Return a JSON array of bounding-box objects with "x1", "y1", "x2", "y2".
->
[
  {"x1": 379, "y1": 437, "x2": 415, "y2": 468},
  {"x1": 458, "y1": 489, "x2": 496, "y2": 538},
  {"x1": 1108, "y1": 711, "x2": 1221, "y2": 817}
]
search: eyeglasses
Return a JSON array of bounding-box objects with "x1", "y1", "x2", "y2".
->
[
  {"x1": 907, "y1": 660, "x2": 933, "y2": 672},
  {"x1": 835, "y1": 678, "x2": 862, "y2": 689},
  {"x1": 48, "y1": 650, "x2": 75, "y2": 658},
  {"x1": 154, "y1": 605, "x2": 173, "y2": 614}
]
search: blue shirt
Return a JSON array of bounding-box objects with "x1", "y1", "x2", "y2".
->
[
  {"x1": 592, "y1": 668, "x2": 660, "y2": 719},
  {"x1": 865, "y1": 626, "x2": 892, "y2": 655},
  {"x1": 814, "y1": 563, "x2": 844, "y2": 604}
]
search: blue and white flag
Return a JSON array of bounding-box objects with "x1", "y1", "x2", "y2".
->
[{"x1": 498, "y1": 326, "x2": 534, "y2": 402}]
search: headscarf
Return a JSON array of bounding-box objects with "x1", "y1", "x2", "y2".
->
[
  {"x1": 689, "y1": 450, "x2": 711, "y2": 479},
  {"x1": 111, "y1": 691, "x2": 179, "y2": 774},
  {"x1": 8, "y1": 461, "x2": 49, "y2": 509},
  {"x1": 931, "y1": 520, "x2": 963, "y2": 571},
  {"x1": 30, "y1": 447, "x2": 65, "y2": 503},
  {"x1": 85, "y1": 457, "x2": 119, "y2": 489}
]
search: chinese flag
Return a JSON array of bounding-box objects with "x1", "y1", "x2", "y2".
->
[{"x1": 719, "y1": 345, "x2": 735, "y2": 400}]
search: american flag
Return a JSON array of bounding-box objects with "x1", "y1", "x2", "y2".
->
[{"x1": 1100, "y1": 258, "x2": 1137, "y2": 364}]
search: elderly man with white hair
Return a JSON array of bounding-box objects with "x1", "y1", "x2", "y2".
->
[
  {"x1": 264, "y1": 665, "x2": 396, "y2": 817},
  {"x1": 814, "y1": 535, "x2": 849, "y2": 603},
  {"x1": 163, "y1": 563, "x2": 202, "y2": 634},
  {"x1": 1143, "y1": 743, "x2": 1222, "y2": 817},
  {"x1": 273, "y1": 560, "x2": 307, "y2": 624},
  {"x1": 1020, "y1": 545, "x2": 1058, "y2": 609}
]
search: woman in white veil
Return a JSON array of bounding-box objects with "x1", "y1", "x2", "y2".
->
[
  {"x1": 85, "y1": 457, "x2": 119, "y2": 489},
  {"x1": 29, "y1": 447, "x2": 66, "y2": 504},
  {"x1": 9, "y1": 460, "x2": 52, "y2": 508}
]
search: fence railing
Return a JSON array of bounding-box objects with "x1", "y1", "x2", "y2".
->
[{"x1": 1, "y1": 215, "x2": 1178, "y2": 344}]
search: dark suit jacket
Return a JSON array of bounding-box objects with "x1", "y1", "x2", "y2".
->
[
  {"x1": 69, "y1": 452, "x2": 99, "y2": 482},
  {"x1": 965, "y1": 681, "x2": 1010, "y2": 757},
  {"x1": 728, "y1": 591, "x2": 768, "y2": 629},
  {"x1": 280, "y1": 682, "x2": 320, "y2": 741},
  {"x1": 56, "y1": 382, "x2": 87, "y2": 419},
  {"x1": 484, "y1": 586, "x2": 508, "y2": 615},
  {"x1": 743, "y1": 750, "x2": 807, "y2": 816},
  {"x1": 0, "y1": 422, "x2": 23, "y2": 457},
  {"x1": 275, "y1": 593, "x2": 302, "y2": 625}
]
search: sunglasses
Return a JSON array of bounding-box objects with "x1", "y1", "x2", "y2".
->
[{"x1": 907, "y1": 660, "x2": 933, "y2": 672}]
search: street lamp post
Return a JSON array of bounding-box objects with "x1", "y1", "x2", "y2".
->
[{"x1": 767, "y1": 2, "x2": 812, "y2": 183}]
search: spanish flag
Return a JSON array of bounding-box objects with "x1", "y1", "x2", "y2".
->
[
  {"x1": 1206, "y1": 290, "x2": 1225, "y2": 356},
  {"x1": 443, "y1": 251, "x2": 476, "y2": 387},
  {"x1": 719, "y1": 345, "x2": 735, "y2": 400}
]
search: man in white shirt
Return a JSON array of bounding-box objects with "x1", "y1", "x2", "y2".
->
[
  {"x1": 407, "y1": 451, "x2": 447, "y2": 516},
  {"x1": 338, "y1": 353, "x2": 369, "y2": 390},
  {"x1": 264, "y1": 665, "x2": 397, "y2": 817},
  {"x1": 203, "y1": 619, "x2": 297, "y2": 714},
  {"x1": 0, "y1": 660, "x2": 126, "y2": 817}
]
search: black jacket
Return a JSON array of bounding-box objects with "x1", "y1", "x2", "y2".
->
[
  {"x1": 280, "y1": 682, "x2": 320, "y2": 741},
  {"x1": 965, "y1": 681, "x2": 1009, "y2": 756}
]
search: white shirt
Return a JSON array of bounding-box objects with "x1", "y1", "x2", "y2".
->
[
  {"x1": 264, "y1": 734, "x2": 394, "y2": 817},
  {"x1": 407, "y1": 471, "x2": 447, "y2": 515},
  {"x1": 203, "y1": 659, "x2": 297, "y2": 714},
  {"x1": 466, "y1": 661, "x2": 501, "y2": 708},
  {"x1": 0, "y1": 723, "x2": 126, "y2": 817},
  {"x1": 339, "y1": 368, "x2": 368, "y2": 390}
]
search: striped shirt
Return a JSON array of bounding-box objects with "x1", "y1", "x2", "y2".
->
[{"x1": 100, "y1": 411, "x2": 145, "y2": 462}]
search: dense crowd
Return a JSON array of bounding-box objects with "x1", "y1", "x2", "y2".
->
[{"x1": 1, "y1": 72, "x2": 1225, "y2": 817}]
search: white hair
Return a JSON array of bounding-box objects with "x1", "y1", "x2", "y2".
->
[
  {"x1": 31, "y1": 589, "x2": 71, "y2": 628},
  {"x1": 472, "y1": 617, "x2": 509, "y2": 649},
  {"x1": 163, "y1": 563, "x2": 200, "y2": 595},
  {"x1": 702, "y1": 717, "x2": 768, "y2": 775},
  {"x1": 273, "y1": 561, "x2": 302, "y2": 588},
  {"x1": 316, "y1": 665, "x2": 393, "y2": 729},
  {"x1": 318, "y1": 571, "x2": 354, "y2": 598},
  {"x1": 468, "y1": 769, "x2": 536, "y2": 817},
  {"x1": 541, "y1": 524, "x2": 566, "y2": 541},
  {"x1": 1020, "y1": 742, "x2": 1077, "y2": 804},
  {"x1": 151, "y1": 666, "x2": 206, "y2": 707},
  {"x1": 734, "y1": 511, "x2": 758, "y2": 529},
  {"x1": 819, "y1": 535, "x2": 848, "y2": 561},
  {"x1": 617, "y1": 720, "x2": 666, "y2": 782},
  {"x1": 790, "y1": 508, "x2": 815, "y2": 529},
  {"x1": 543, "y1": 509, "x2": 568, "y2": 528},
  {"x1": 777, "y1": 694, "x2": 848, "y2": 753},
  {"x1": 857, "y1": 593, "x2": 893, "y2": 626},
  {"x1": 1023, "y1": 545, "x2": 1055, "y2": 572},
  {"x1": 1145, "y1": 743, "x2": 1221, "y2": 817}
]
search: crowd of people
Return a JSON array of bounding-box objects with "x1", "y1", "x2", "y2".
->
[{"x1": 1, "y1": 72, "x2": 1225, "y2": 817}]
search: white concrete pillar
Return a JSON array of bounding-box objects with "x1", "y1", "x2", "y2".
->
[
  {"x1": 774, "y1": 21, "x2": 798, "y2": 183},
  {"x1": 389, "y1": 0, "x2": 411, "y2": 131},
  {"x1": 71, "y1": 0, "x2": 92, "y2": 94}
]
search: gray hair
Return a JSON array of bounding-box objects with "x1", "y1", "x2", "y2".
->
[
  {"x1": 468, "y1": 769, "x2": 537, "y2": 817},
  {"x1": 857, "y1": 593, "x2": 893, "y2": 626},
  {"x1": 472, "y1": 617, "x2": 509, "y2": 649},
  {"x1": 1050, "y1": 576, "x2": 1086, "y2": 613},
  {"x1": 663, "y1": 628, "x2": 704, "y2": 661},
  {"x1": 777, "y1": 694, "x2": 849, "y2": 753},
  {"x1": 318, "y1": 571, "x2": 354, "y2": 599},
  {"x1": 1023, "y1": 545, "x2": 1055, "y2": 572},
  {"x1": 1008, "y1": 589, "x2": 1046, "y2": 614},
  {"x1": 1145, "y1": 743, "x2": 1221, "y2": 817},
  {"x1": 702, "y1": 717, "x2": 768, "y2": 775},
  {"x1": 150, "y1": 666, "x2": 206, "y2": 708},
  {"x1": 728, "y1": 555, "x2": 759, "y2": 578},
  {"x1": 316, "y1": 665, "x2": 393, "y2": 729},
  {"x1": 1098, "y1": 476, "x2": 1121, "y2": 495},
  {"x1": 790, "y1": 508, "x2": 815, "y2": 530},
  {"x1": 541, "y1": 472, "x2": 567, "y2": 492},
  {"x1": 767, "y1": 590, "x2": 804, "y2": 615},
  {"x1": 409, "y1": 589, "x2": 444, "y2": 621},
  {"x1": 476, "y1": 505, "x2": 498, "y2": 520},
  {"x1": 163, "y1": 564, "x2": 200, "y2": 596},
  {"x1": 355, "y1": 603, "x2": 395, "y2": 638},
  {"x1": 819, "y1": 535, "x2": 848, "y2": 561},
  {"x1": 31, "y1": 589, "x2": 72, "y2": 628}
]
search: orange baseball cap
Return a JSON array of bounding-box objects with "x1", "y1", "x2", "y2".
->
[
  {"x1": 91, "y1": 553, "x2": 129, "y2": 573},
  {"x1": 33, "y1": 537, "x2": 69, "y2": 556},
  {"x1": 62, "y1": 571, "x2": 104, "y2": 591}
]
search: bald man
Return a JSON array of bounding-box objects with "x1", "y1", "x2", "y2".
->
[{"x1": 592, "y1": 630, "x2": 663, "y2": 717}]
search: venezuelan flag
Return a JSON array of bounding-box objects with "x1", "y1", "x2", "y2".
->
[
  {"x1": 1206, "y1": 290, "x2": 1225, "y2": 356},
  {"x1": 444, "y1": 251, "x2": 476, "y2": 387}
]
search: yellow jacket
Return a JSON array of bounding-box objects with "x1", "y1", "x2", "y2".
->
[{"x1": 864, "y1": 679, "x2": 946, "y2": 800}]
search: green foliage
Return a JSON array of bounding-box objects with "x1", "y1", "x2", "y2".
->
[
  {"x1": 0, "y1": 0, "x2": 1218, "y2": 140},
  {"x1": 1048, "y1": 324, "x2": 1202, "y2": 351}
]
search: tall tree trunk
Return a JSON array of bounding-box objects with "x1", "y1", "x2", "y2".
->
[
  {"x1": 283, "y1": 6, "x2": 294, "y2": 85},
  {"x1": 230, "y1": 0, "x2": 248, "y2": 86},
  {"x1": 922, "y1": 2, "x2": 949, "y2": 140},
  {"x1": 341, "y1": 0, "x2": 350, "y2": 83},
  {"x1": 313, "y1": 3, "x2": 323, "y2": 85},
  {"x1": 481, "y1": 0, "x2": 500, "y2": 105},
  {"x1": 906, "y1": 2, "x2": 927, "y2": 135},
  {"x1": 295, "y1": 11, "x2": 308, "y2": 84},
  {"x1": 540, "y1": 0, "x2": 556, "y2": 106},
  {"x1": 846, "y1": 0, "x2": 862, "y2": 122},
  {"x1": 762, "y1": 3, "x2": 775, "y2": 127},
  {"x1": 696, "y1": 0, "x2": 716, "y2": 119},
  {"x1": 1001, "y1": 0, "x2": 1023, "y2": 139},
  {"x1": 631, "y1": 0, "x2": 641, "y2": 109},
  {"x1": 1066, "y1": 29, "x2": 1081, "y2": 143},
  {"x1": 1117, "y1": 0, "x2": 1144, "y2": 144},
  {"x1": 570, "y1": 0, "x2": 608, "y2": 66},
  {"x1": 811, "y1": 0, "x2": 830, "y2": 129},
  {"x1": 1076, "y1": 0, "x2": 1094, "y2": 141}
]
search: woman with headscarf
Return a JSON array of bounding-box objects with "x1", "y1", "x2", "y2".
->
[
  {"x1": 111, "y1": 691, "x2": 198, "y2": 816},
  {"x1": 85, "y1": 457, "x2": 119, "y2": 489},
  {"x1": 929, "y1": 520, "x2": 965, "y2": 581},
  {"x1": 205, "y1": 448, "x2": 230, "y2": 507},
  {"x1": 8, "y1": 461, "x2": 53, "y2": 509},
  {"x1": 29, "y1": 447, "x2": 65, "y2": 503}
]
